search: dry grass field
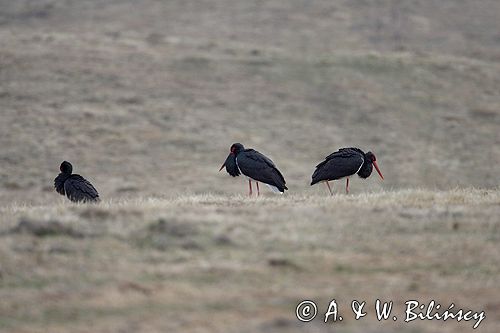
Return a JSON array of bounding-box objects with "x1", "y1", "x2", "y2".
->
[
  {"x1": 1, "y1": 189, "x2": 499, "y2": 333},
  {"x1": 0, "y1": 1, "x2": 499, "y2": 332}
]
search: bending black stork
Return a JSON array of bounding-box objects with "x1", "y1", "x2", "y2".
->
[
  {"x1": 311, "y1": 148, "x2": 383, "y2": 195},
  {"x1": 219, "y1": 143, "x2": 287, "y2": 196},
  {"x1": 54, "y1": 161, "x2": 100, "y2": 203}
]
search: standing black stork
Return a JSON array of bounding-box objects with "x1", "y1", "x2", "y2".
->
[
  {"x1": 219, "y1": 143, "x2": 287, "y2": 196},
  {"x1": 54, "y1": 161, "x2": 100, "y2": 203},
  {"x1": 311, "y1": 148, "x2": 383, "y2": 195}
]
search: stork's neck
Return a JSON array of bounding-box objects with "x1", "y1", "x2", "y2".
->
[{"x1": 357, "y1": 157, "x2": 373, "y2": 179}]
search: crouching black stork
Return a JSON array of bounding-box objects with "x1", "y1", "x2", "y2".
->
[
  {"x1": 219, "y1": 143, "x2": 287, "y2": 196},
  {"x1": 54, "y1": 161, "x2": 100, "y2": 203},
  {"x1": 311, "y1": 148, "x2": 383, "y2": 195}
]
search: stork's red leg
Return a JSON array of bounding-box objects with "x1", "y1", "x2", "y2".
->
[
  {"x1": 325, "y1": 181, "x2": 333, "y2": 196},
  {"x1": 346, "y1": 178, "x2": 349, "y2": 194},
  {"x1": 248, "y1": 180, "x2": 253, "y2": 196},
  {"x1": 256, "y1": 182, "x2": 260, "y2": 196}
]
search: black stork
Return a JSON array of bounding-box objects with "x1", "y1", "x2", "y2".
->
[
  {"x1": 54, "y1": 161, "x2": 100, "y2": 203},
  {"x1": 219, "y1": 143, "x2": 288, "y2": 196},
  {"x1": 311, "y1": 147, "x2": 383, "y2": 195}
]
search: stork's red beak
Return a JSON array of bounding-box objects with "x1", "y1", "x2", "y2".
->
[{"x1": 373, "y1": 160, "x2": 384, "y2": 180}]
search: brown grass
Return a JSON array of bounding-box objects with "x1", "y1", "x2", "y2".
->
[
  {"x1": 1, "y1": 1, "x2": 500, "y2": 205},
  {"x1": 0, "y1": 188, "x2": 499, "y2": 333},
  {"x1": 1, "y1": 1, "x2": 500, "y2": 332}
]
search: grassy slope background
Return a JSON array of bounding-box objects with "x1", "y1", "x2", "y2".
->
[
  {"x1": 0, "y1": 1, "x2": 499, "y2": 332},
  {"x1": 0, "y1": 0, "x2": 499, "y2": 202}
]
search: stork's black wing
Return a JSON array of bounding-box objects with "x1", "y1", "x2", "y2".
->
[
  {"x1": 237, "y1": 149, "x2": 287, "y2": 192},
  {"x1": 311, "y1": 148, "x2": 364, "y2": 185},
  {"x1": 64, "y1": 175, "x2": 100, "y2": 203},
  {"x1": 321, "y1": 147, "x2": 364, "y2": 164},
  {"x1": 222, "y1": 154, "x2": 241, "y2": 177}
]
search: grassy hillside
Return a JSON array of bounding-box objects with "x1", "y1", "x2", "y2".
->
[
  {"x1": 0, "y1": 0, "x2": 499, "y2": 204},
  {"x1": 1, "y1": 1, "x2": 499, "y2": 333},
  {"x1": 0, "y1": 189, "x2": 499, "y2": 333}
]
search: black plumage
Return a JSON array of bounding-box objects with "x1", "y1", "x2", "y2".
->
[
  {"x1": 311, "y1": 147, "x2": 383, "y2": 195},
  {"x1": 220, "y1": 143, "x2": 287, "y2": 195},
  {"x1": 221, "y1": 153, "x2": 240, "y2": 177},
  {"x1": 54, "y1": 161, "x2": 100, "y2": 203}
]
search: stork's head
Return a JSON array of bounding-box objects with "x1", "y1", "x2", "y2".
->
[
  {"x1": 230, "y1": 143, "x2": 244, "y2": 155},
  {"x1": 365, "y1": 152, "x2": 383, "y2": 180},
  {"x1": 219, "y1": 143, "x2": 245, "y2": 172},
  {"x1": 60, "y1": 161, "x2": 73, "y2": 174}
]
